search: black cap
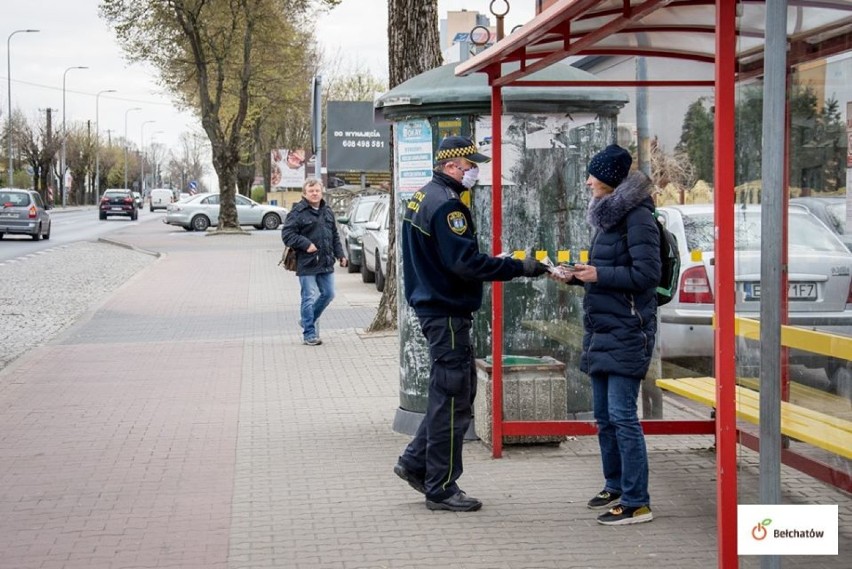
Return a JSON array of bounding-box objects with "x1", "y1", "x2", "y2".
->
[
  {"x1": 588, "y1": 144, "x2": 632, "y2": 188},
  {"x1": 435, "y1": 135, "x2": 491, "y2": 164}
]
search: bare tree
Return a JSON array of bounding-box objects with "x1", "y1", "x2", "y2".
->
[{"x1": 368, "y1": 0, "x2": 442, "y2": 332}]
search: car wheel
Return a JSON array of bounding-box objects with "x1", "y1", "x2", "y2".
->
[
  {"x1": 361, "y1": 255, "x2": 375, "y2": 283},
  {"x1": 150, "y1": 206, "x2": 154, "y2": 212},
  {"x1": 0, "y1": 233, "x2": 4, "y2": 239},
  {"x1": 262, "y1": 213, "x2": 281, "y2": 230},
  {"x1": 31, "y1": 224, "x2": 42, "y2": 241},
  {"x1": 191, "y1": 215, "x2": 210, "y2": 231},
  {"x1": 131, "y1": 211, "x2": 138, "y2": 221},
  {"x1": 375, "y1": 252, "x2": 385, "y2": 292},
  {"x1": 44, "y1": 223, "x2": 51, "y2": 240},
  {"x1": 347, "y1": 246, "x2": 359, "y2": 273},
  {"x1": 834, "y1": 367, "x2": 852, "y2": 401},
  {"x1": 99, "y1": 212, "x2": 106, "y2": 220}
]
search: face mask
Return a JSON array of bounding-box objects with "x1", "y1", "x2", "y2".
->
[{"x1": 461, "y1": 165, "x2": 479, "y2": 189}]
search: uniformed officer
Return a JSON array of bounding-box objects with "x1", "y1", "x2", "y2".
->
[{"x1": 393, "y1": 135, "x2": 549, "y2": 511}]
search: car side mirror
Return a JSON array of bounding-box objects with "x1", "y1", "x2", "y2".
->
[
  {"x1": 337, "y1": 216, "x2": 349, "y2": 224},
  {"x1": 44, "y1": 203, "x2": 52, "y2": 210}
]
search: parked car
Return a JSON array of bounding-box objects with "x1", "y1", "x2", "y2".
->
[
  {"x1": 0, "y1": 188, "x2": 51, "y2": 240},
  {"x1": 337, "y1": 193, "x2": 385, "y2": 273},
  {"x1": 150, "y1": 188, "x2": 173, "y2": 212},
  {"x1": 132, "y1": 191, "x2": 143, "y2": 209},
  {"x1": 99, "y1": 189, "x2": 137, "y2": 221},
  {"x1": 360, "y1": 194, "x2": 390, "y2": 292},
  {"x1": 164, "y1": 192, "x2": 288, "y2": 231},
  {"x1": 657, "y1": 203, "x2": 852, "y2": 392},
  {"x1": 790, "y1": 196, "x2": 852, "y2": 251}
]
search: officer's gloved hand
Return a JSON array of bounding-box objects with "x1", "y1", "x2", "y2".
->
[{"x1": 521, "y1": 257, "x2": 549, "y2": 277}]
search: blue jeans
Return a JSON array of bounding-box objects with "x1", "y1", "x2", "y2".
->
[
  {"x1": 591, "y1": 372, "x2": 650, "y2": 507},
  {"x1": 298, "y1": 272, "x2": 335, "y2": 340}
]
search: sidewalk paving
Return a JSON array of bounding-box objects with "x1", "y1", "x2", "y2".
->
[{"x1": 0, "y1": 225, "x2": 848, "y2": 569}]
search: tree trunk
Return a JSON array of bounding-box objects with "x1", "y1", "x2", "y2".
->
[{"x1": 368, "y1": 0, "x2": 442, "y2": 332}]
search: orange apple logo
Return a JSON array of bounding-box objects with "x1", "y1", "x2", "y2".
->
[{"x1": 751, "y1": 518, "x2": 772, "y2": 540}]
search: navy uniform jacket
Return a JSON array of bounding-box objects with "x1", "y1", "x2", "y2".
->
[
  {"x1": 402, "y1": 171, "x2": 524, "y2": 318},
  {"x1": 281, "y1": 198, "x2": 344, "y2": 276}
]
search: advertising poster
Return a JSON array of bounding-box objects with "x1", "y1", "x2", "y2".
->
[
  {"x1": 271, "y1": 148, "x2": 306, "y2": 188},
  {"x1": 474, "y1": 115, "x2": 522, "y2": 186},
  {"x1": 326, "y1": 101, "x2": 391, "y2": 172},
  {"x1": 846, "y1": 102, "x2": 852, "y2": 237},
  {"x1": 396, "y1": 119, "x2": 433, "y2": 198}
]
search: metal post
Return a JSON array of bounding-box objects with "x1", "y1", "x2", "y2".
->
[
  {"x1": 760, "y1": 2, "x2": 788, "y2": 568},
  {"x1": 140, "y1": 120, "x2": 155, "y2": 193},
  {"x1": 6, "y1": 29, "x2": 39, "y2": 188},
  {"x1": 95, "y1": 89, "x2": 117, "y2": 199},
  {"x1": 61, "y1": 66, "x2": 88, "y2": 206},
  {"x1": 123, "y1": 107, "x2": 141, "y2": 189}
]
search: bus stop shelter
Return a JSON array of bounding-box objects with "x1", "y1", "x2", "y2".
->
[{"x1": 454, "y1": 1, "x2": 852, "y2": 567}]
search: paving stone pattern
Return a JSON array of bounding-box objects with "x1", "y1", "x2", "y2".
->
[{"x1": 0, "y1": 227, "x2": 848, "y2": 569}]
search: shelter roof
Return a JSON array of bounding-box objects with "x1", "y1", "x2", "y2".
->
[{"x1": 455, "y1": 0, "x2": 852, "y2": 84}]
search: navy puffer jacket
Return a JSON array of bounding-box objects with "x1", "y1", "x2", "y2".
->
[
  {"x1": 579, "y1": 171, "x2": 661, "y2": 379},
  {"x1": 281, "y1": 198, "x2": 345, "y2": 276}
]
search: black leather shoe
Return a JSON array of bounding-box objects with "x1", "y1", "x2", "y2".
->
[
  {"x1": 394, "y1": 463, "x2": 426, "y2": 494},
  {"x1": 425, "y1": 491, "x2": 482, "y2": 512}
]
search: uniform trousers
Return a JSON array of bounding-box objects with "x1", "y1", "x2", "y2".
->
[{"x1": 399, "y1": 315, "x2": 476, "y2": 502}]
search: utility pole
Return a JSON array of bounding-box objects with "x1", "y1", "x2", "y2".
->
[{"x1": 44, "y1": 108, "x2": 55, "y2": 204}]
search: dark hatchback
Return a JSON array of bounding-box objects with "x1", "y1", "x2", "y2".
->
[{"x1": 99, "y1": 189, "x2": 138, "y2": 220}]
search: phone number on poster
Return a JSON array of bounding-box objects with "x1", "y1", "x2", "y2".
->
[{"x1": 342, "y1": 140, "x2": 385, "y2": 148}]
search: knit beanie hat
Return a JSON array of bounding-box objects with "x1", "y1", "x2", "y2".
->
[{"x1": 588, "y1": 144, "x2": 632, "y2": 188}]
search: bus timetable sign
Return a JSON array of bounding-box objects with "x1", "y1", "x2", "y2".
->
[{"x1": 326, "y1": 101, "x2": 391, "y2": 172}]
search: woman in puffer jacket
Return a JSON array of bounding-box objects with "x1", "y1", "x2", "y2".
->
[{"x1": 552, "y1": 144, "x2": 660, "y2": 526}]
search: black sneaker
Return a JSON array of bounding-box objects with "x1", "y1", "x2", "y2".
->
[
  {"x1": 393, "y1": 462, "x2": 426, "y2": 494},
  {"x1": 425, "y1": 491, "x2": 482, "y2": 512},
  {"x1": 587, "y1": 489, "x2": 622, "y2": 510},
  {"x1": 303, "y1": 337, "x2": 322, "y2": 346},
  {"x1": 596, "y1": 504, "x2": 653, "y2": 526}
]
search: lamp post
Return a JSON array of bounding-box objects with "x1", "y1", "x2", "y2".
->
[
  {"x1": 94, "y1": 89, "x2": 117, "y2": 201},
  {"x1": 123, "y1": 107, "x2": 141, "y2": 189},
  {"x1": 139, "y1": 120, "x2": 155, "y2": 194},
  {"x1": 6, "y1": 29, "x2": 39, "y2": 188},
  {"x1": 61, "y1": 65, "x2": 88, "y2": 206}
]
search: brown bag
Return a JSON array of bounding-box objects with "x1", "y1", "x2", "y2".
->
[{"x1": 279, "y1": 246, "x2": 297, "y2": 271}]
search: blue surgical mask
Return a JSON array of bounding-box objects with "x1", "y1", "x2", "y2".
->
[{"x1": 461, "y1": 165, "x2": 480, "y2": 189}]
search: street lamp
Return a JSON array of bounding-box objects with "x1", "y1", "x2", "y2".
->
[
  {"x1": 94, "y1": 89, "x2": 117, "y2": 202},
  {"x1": 140, "y1": 120, "x2": 155, "y2": 194},
  {"x1": 123, "y1": 107, "x2": 141, "y2": 189},
  {"x1": 61, "y1": 65, "x2": 88, "y2": 206},
  {"x1": 6, "y1": 29, "x2": 39, "y2": 188}
]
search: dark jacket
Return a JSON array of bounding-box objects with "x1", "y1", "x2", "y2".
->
[
  {"x1": 579, "y1": 171, "x2": 661, "y2": 379},
  {"x1": 401, "y1": 170, "x2": 524, "y2": 318},
  {"x1": 281, "y1": 198, "x2": 345, "y2": 276}
]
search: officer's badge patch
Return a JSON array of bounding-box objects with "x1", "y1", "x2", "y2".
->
[{"x1": 447, "y1": 211, "x2": 468, "y2": 235}]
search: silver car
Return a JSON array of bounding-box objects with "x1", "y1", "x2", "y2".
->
[
  {"x1": 360, "y1": 194, "x2": 390, "y2": 292},
  {"x1": 658, "y1": 203, "x2": 852, "y2": 386},
  {"x1": 164, "y1": 192, "x2": 288, "y2": 231},
  {"x1": 0, "y1": 188, "x2": 52, "y2": 240}
]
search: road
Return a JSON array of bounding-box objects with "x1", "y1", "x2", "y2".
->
[{"x1": 0, "y1": 206, "x2": 170, "y2": 262}]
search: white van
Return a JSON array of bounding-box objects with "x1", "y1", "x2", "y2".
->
[{"x1": 150, "y1": 189, "x2": 174, "y2": 212}]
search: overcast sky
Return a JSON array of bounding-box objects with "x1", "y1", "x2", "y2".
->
[{"x1": 3, "y1": 0, "x2": 537, "y2": 189}]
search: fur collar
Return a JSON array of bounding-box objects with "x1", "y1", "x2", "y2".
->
[{"x1": 586, "y1": 171, "x2": 654, "y2": 231}]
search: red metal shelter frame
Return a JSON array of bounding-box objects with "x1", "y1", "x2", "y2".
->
[{"x1": 455, "y1": 1, "x2": 852, "y2": 567}]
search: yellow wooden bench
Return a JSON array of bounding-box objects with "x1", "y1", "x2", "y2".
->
[{"x1": 656, "y1": 376, "x2": 852, "y2": 459}]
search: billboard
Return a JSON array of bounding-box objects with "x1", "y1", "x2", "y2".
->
[
  {"x1": 326, "y1": 101, "x2": 390, "y2": 172},
  {"x1": 271, "y1": 148, "x2": 306, "y2": 188}
]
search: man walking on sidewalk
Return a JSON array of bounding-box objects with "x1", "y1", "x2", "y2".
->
[
  {"x1": 393, "y1": 136, "x2": 549, "y2": 512},
  {"x1": 281, "y1": 178, "x2": 348, "y2": 346}
]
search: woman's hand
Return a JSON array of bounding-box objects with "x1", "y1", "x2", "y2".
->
[
  {"x1": 306, "y1": 243, "x2": 318, "y2": 253},
  {"x1": 572, "y1": 263, "x2": 597, "y2": 283}
]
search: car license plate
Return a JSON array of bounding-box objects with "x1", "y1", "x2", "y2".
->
[
  {"x1": 0, "y1": 212, "x2": 16, "y2": 217},
  {"x1": 743, "y1": 282, "x2": 816, "y2": 301},
  {"x1": 111, "y1": 207, "x2": 124, "y2": 211}
]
